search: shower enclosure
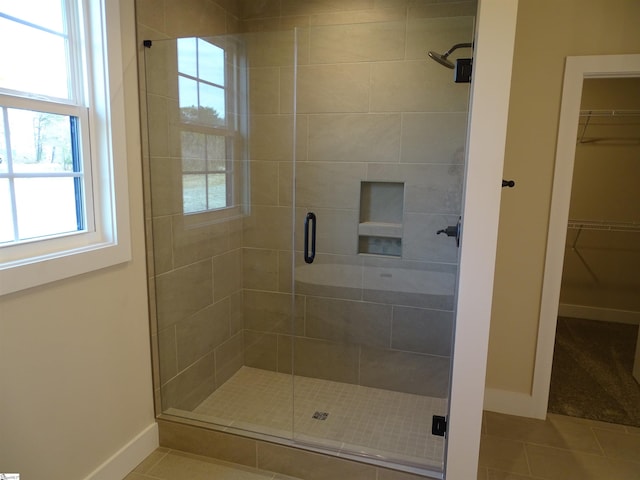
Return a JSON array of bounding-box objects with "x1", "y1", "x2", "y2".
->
[{"x1": 142, "y1": 9, "x2": 475, "y2": 477}]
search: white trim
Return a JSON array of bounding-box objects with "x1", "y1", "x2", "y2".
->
[
  {"x1": 483, "y1": 387, "x2": 542, "y2": 419},
  {"x1": 445, "y1": 1, "x2": 519, "y2": 479},
  {"x1": 83, "y1": 423, "x2": 159, "y2": 480},
  {"x1": 558, "y1": 304, "x2": 640, "y2": 325},
  {"x1": 532, "y1": 54, "x2": 640, "y2": 419}
]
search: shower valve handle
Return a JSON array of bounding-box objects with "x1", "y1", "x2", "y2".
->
[
  {"x1": 436, "y1": 217, "x2": 461, "y2": 247},
  {"x1": 437, "y1": 226, "x2": 458, "y2": 237}
]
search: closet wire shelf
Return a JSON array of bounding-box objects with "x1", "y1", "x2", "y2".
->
[
  {"x1": 578, "y1": 109, "x2": 640, "y2": 145},
  {"x1": 566, "y1": 220, "x2": 640, "y2": 285},
  {"x1": 567, "y1": 219, "x2": 640, "y2": 233}
]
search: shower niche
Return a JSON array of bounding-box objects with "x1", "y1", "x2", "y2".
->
[{"x1": 358, "y1": 181, "x2": 404, "y2": 257}]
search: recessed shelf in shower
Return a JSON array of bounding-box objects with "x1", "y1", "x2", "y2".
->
[{"x1": 358, "y1": 181, "x2": 404, "y2": 256}]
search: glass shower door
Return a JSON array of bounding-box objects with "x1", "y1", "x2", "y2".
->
[
  {"x1": 143, "y1": 30, "x2": 298, "y2": 439},
  {"x1": 291, "y1": 16, "x2": 474, "y2": 473}
]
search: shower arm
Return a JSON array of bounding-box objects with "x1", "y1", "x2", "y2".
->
[{"x1": 442, "y1": 43, "x2": 473, "y2": 60}]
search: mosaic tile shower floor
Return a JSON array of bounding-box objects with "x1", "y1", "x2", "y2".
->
[{"x1": 167, "y1": 366, "x2": 447, "y2": 470}]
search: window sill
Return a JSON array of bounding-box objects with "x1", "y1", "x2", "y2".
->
[{"x1": 0, "y1": 237, "x2": 131, "y2": 296}]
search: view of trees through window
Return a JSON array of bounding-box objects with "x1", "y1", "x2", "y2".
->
[
  {"x1": 0, "y1": 104, "x2": 82, "y2": 243},
  {"x1": 4, "y1": 109, "x2": 75, "y2": 169}
]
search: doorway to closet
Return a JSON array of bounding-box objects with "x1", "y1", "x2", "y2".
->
[{"x1": 536, "y1": 59, "x2": 640, "y2": 427}]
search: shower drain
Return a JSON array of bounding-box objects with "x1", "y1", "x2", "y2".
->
[{"x1": 312, "y1": 411, "x2": 329, "y2": 420}]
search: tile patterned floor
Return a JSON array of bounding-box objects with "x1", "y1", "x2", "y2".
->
[
  {"x1": 124, "y1": 448, "x2": 300, "y2": 480},
  {"x1": 125, "y1": 410, "x2": 640, "y2": 480},
  {"x1": 169, "y1": 366, "x2": 447, "y2": 469},
  {"x1": 478, "y1": 411, "x2": 640, "y2": 479}
]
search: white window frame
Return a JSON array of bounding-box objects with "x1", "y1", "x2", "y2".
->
[{"x1": 0, "y1": 0, "x2": 131, "y2": 296}]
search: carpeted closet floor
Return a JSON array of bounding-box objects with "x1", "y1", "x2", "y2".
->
[{"x1": 548, "y1": 316, "x2": 640, "y2": 427}]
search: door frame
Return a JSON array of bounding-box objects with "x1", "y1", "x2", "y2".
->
[
  {"x1": 444, "y1": 1, "x2": 519, "y2": 479},
  {"x1": 531, "y1": 54, "x2": 640, "y2": 418}
]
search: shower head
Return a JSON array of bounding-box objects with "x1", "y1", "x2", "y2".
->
[
  {"x1": 428, "y1": 51, "x2": 455, "y2": 69},
  {"x1": 428, "y1": 42, "x2": 473, "y2": 69}
]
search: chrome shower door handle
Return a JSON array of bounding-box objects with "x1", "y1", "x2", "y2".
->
[{"x1": 304, "y1": 212, "x2": 316, "y2": 264}]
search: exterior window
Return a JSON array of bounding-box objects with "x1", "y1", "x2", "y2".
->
[
  {"x1": 177, "y1": 37, "x2": 236, "y2": 214},
  {"x1": 0, "y1": 1, "x2": 91, "y2": 244},
  {"x1": 0, "y1": 0, "x2": 133, "y2": 295}
]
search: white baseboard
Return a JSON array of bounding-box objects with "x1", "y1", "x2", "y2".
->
[
  {"x1": 84, "y1": 422, "x2": 159, "y2": 480},
  {"x1": 483, "y1": 388, "x2": 546, "y2": 420},
  {"x1": 558, "y1": 304, "x2": 640, "y2": 325}
]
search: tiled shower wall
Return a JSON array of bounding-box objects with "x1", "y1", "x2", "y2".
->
[
  {"x1": 241, "y1": 1, "x2": 475, "y2": 398},
  {"x1": 137, "y1": 0, "x2": 246, "y2": 411},
  {"x1": 136, "y1": 0, "x2": 476, "y2": 412}
]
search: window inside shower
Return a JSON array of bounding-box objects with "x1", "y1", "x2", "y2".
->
[{"x1": 176, "y1": 37, "x2": 242, "y2": 215}]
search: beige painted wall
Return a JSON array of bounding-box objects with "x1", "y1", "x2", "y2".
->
[
  {"x1": 486, "y1": 0, "x2": 640, "y2": 394},
  {"x1": 0, "y1": 2, "x2": 155, "y2": 479}
]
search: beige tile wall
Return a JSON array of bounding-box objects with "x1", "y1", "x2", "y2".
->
[
  {"x1": 157, "y1": 419, "x2": 430, "y2": 480},
  {"x1": 137, "y1": 0, "x2": 476, "y2": 413},
  {"x1": 136, "y1": 0, "x2": 247, "y2": 411},
  {"x1": 242, "y1": 0, "x2": 475, "y2": 398}
]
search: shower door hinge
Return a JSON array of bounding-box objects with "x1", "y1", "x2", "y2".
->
[{"x1": 432, "y1": 415, "x2": 447, "y2": 437}]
